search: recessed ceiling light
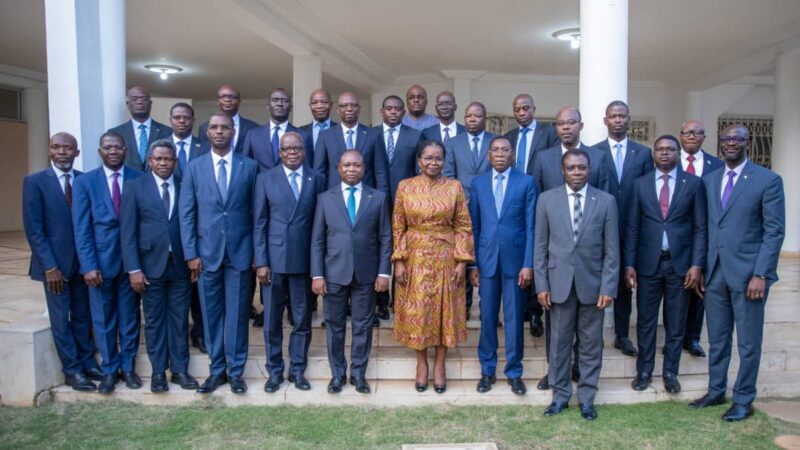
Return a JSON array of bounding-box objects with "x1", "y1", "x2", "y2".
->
[
  {"x1": 552, "y1": 28, "x2": 581, "y2": 50},
  {"x1": 145, "y1": 64, "x2": 183, "y2": 80}
]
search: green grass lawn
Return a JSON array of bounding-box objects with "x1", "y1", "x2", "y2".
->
[{"x1": 1, "y1": 401, "x2": 796, "y2": 449}]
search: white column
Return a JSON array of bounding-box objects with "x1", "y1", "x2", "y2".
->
[
  {"x1": 452, "y1": 78, "x2": 472, "y2": 115},
  {"x1": 771, "y1": 47, "x2": 800, "y2": 254},
  {"x1": 292, "y1": 55, "x2": 322, "y2": 126},
  {"x1": 44, "y1": 0, "x2": 126, "y2": 171},
  {"x1": 579, "y1": 0, "x2": 628, "y2": 144},
  {"x1": 23, "y1": 87, "x2": 49, "y2": 173}
]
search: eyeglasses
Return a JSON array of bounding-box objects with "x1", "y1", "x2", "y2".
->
[
  {"x1": 280, "y1": 146, "x2": 304, "y2": 153},
  {"x1": 680, "y1": 130, "x2": 705, "y2": 137},
  {"x1": 719, "y1": 136, "x2": 748, "y2": 144},
  {"x1": 218, "y1": 95, "x2": 240, "y2": 101}
]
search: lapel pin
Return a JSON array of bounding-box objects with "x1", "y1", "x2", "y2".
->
[{"x1": 743, "y1": 175, "x2": 748, "y2": 180}]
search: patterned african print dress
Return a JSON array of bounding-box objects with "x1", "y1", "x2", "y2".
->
[{"x1": 391, "y1": 175, "x2": 474, "y2": 350}]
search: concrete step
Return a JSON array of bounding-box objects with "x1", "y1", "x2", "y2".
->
[{"x1": 48, "y1": 370, "x2": 800, "y2": 408}]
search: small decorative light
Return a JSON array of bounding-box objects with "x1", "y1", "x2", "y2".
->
[
  {"x1": 552, "y1": 28, "x2": 581, "y2": 50},
  {"x1": 145, "y1": 64, "x2": 183, "y2": 81}
]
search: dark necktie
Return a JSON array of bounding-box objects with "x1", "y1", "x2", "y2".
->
[
  {"x1": 686, "y1": 154, "x2": 696, "y2": 175},
  {"x1": 572, "y1": 192, "x2": 583, "y2": 242},
  {"x1": 347, "y1": 186, "x2": 357, "y2": 224},
  {"x1": 443, "y1": 127, "x2": 451, "y2": 146},
  {"x1": 517, "y1": 128, "x2": 529, "y2": 172},
  {"x1": 721, "y1": 170, "x2": 736, "y2": 209},
  {"x1": 386, "y1": 127, "x2": 395, "y2": 163},
  {"x1": 472, "y1": 136, "x2": 480, "y2": 163},
  {"x1": 137, "y1": 124, "x2": 148, "y2": 163},
  {"x1": 217, "y1": 160, "x2": 228, "y2": 203},
  {"x1": 64, "y1": 173, "x2": 72, "y2": 208},
  {"x1": 178, "y1": 141, "x2": 187, "y2": 171},
  {"x1": 161, "y1": 182, "x2": 171, "y2": 218},
  {"x1": 659, "y1": 174, "x2": 670, "y2": 219},
  {"x1": 111, "y1": 172, "x2": 121, "y2": 217},
  {"x1": 271, "y1": 126, "x2": 280, "y2": 162}
]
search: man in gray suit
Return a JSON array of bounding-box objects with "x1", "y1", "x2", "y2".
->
[
  {"x1": 311, "y1": 150, "x2": 392, "y2": 395},
  {"x1": 689, "y1": 124, "x2": 785, "y2": 422},
  {"x1": 534, "y1": 149, "x2": 619, "y2": 421}
]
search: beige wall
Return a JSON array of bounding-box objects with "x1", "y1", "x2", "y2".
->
[{"x1": 0, "y1": 120, "x2": 28, "y2": 231}]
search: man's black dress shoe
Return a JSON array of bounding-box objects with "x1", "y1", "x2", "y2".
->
[
  {"x1": 689, "y1": 392, "x2": 726, "y2": 409},
  {"x1": 350, "y1": 377, "x2": 371, "y2": 394},
  {"x1": 415, "y1": 382, "x2": 428, "y2": 392},
  {"x1": 253, "y1": 314, "x2": 264, "y2": 328},
  {"x1": 663, "y1": 373, "x2": 681, "y2": 394},
  {"x1": 537, "y1": 374, "x2": 550, "y2": 391},
  {"x1": 722, "y1": 403, "x2": 754, "y2": 422},
  {"x1": 684, "y1": 341, "x2": 706, "y2": 358},
  {"x1": 197, "y1": 374, "x2": 228, "y2": 393},
  {"x1": 171, "y1": 373, "x2": 199, "y2": 390},
  {"x1": 98, "y1": 373, "x2": 118, "y2": 394},
  {"x1": 508, "y1": 377, "x2": 527, "y2": 395},
  {"x1": 631, "y1": 372, "x2": 652, "y2": 391},
  {"x1": 191, "y1": 337, "x2": 207, "y2": 354},
  {"x1": 122, "y1": 371, "x2": 142, "y2": 389},
  {"x1": 288, "y1": 374, "x2": 311, "y2": 391},
  {"x1": 434, "y1": 383, "x2": 447, "y2": 394},
  {"x1": 376, "y1": 304, "x2": 390, "y2": 320},
  {"x1": 151, "y1": 373, "x2": 169, "y2": 393},
  {"x1": 229, "y1": 376, "x2": 247, "y2": 394},
  {"x1": 530, "y1": 316, "x2": 544, "y2": 337},
  {"x1": 372, "y1": 316, "x2": 381, "y2": 327},
  {"x1": 543, "y1": 402, "x2": 569, "y2": 416},
  {"x1": 615, "y1": 337, "x2": 638, "y2": 357},
  {"x1": 571, "y1": 365, "x2": 580, "y2": 383},
  {"x1": 327, "y1": 376, "x2": 346, "y2": 394},
  {"x1": 264, "y1": 376, "x2": 284, "y2": 393},
  {"x1": 580, "y1": 403, "x2": 598, "y2": 421},
  {"x1": 476, "y1": 374, "x2": 496, "y2": 393},
  {"x1": 65, "y1": 373, "x2": 96, "y2": 392},
  {"x1": 249, "y1": 306, "x2": 259, "y2": 319},
  {"x1": 83, "y1": 367, "x2": 104, "y2": 382}
]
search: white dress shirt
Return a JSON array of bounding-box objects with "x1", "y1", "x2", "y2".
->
[
  {"x1": 152, "y1": 172, "x2": 176, "y2": 220},
  {"x1": 131, "y1": 117, "x2": 153, "y2": 151},
  {"x1": 341, "y1": 124, "x2": 360, "y2": 148},
  {"x1": 440, "y1": 122, "x2": 457, "y2": 140},
  {"x1": 173, "y1": 135, "x2": 194, "y2": 160},
  {"x1": 561, "y1": 142, "x2": 582, "y2": 154},
  {"x1": 680, "y1": 149, "x2": 705, "y2": 177},
  {"x1": 655, "y1": 168, "x2": 677, "y2": 250},
  {"x1": 283, "y1": 164, "x2": 304, "y2": 193},
  {"x1": 608, "y1": 137, "x2": 628, "y2": 170},
  {"x1": 231, "y1": 113, "x2": 241, "y2": 148},
  {"x1": 270, "y1": 120, "x2": 288, "y2": 147},
  {"x1": 103, "y1": 165, "x2": 124, "y2": 195},
  {"x1": 210, "y1": 151, "x2": 233, "y2": 186},
  {"x1": 566, "y1": 183, "x2": 589, "y2": 224},
  {"x1": 51, "y1": 162, "x2": 75, "y2": 194},
  {"x1": 720, "y1": 158, "x2": 747, "y2": 199},
  {"x1": 467, "y1": 131, "x2": 486, "y2": 151},
  {"x1": 383, "y1": 123, "x2": 400, "y2": 149}
]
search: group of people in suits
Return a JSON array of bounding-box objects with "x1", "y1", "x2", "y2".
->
[{"x1": 21, "y1": 82, "x2": 784, "y2": 423}]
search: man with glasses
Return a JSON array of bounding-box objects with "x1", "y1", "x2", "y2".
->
[
  {"x1": 107, "y1": 86, "x2": 172, "y2": 171},
  {"x1": 402, "y1": 85, "x2": 439, "y2": 131},
  {"x1": 198, "y1": 85, "x2": 259, "y2": 155},
  {"x1": 421, "y1": 91, "x2": 466, "y2": 144}
]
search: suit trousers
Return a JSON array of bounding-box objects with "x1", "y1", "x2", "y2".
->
[
  {"x1": 189, "y1": 283, "x2": 204, "y2": 341},
  {"x1": 43, "y1": 276, "x2": 98, "y2": 376},
  {"x1": 635, "y1": 255, "x2": 689, "y2": 376},
  {"x1": 198, "y1": 256, "x2": 252, "y2": 378},
  {"x1": 262, "y1": 273, "x2": 311, "y2": 378},
  {"x1": 87, "y1": 272, "x2": 140, "y2": 374},
  {"x1": 141, "y1": 255, "x2": 192, "y2": 374},
  {"x1": 613, "y1": 274, "x2": 634, "y2": 338},
  {"x1": 324, "y1": 281, "x2": 376, "y2": 379},
  {"x1": 684, "y1": 291, "x2": 705, "y2": 345},
  {"x1": 478, "y1": 273, "x2": 525, "y2": 379},
  {"x1": 548, "y1": 284, "x2": 604, "y2": 406},
  {"x1": 705, "y1": 269, "x2": 767, "y2": 405}
]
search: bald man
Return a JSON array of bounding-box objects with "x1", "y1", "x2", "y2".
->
[
  {"x1": 402, "y1": 85, "x2": 440, "y2": 130},
  {"x1": 299, "y1": 89, "x2": 338, "y2": 149},
  {"x1": 107, "y1": 86, "x2": 173, "y2": 171},
  {"x1": 198, "y1": 84, "x2": 260, "y2": 154}
]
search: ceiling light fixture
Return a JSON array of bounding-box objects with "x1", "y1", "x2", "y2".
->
[
  {"x1": 552, "y1": 28, "x2": 581, "y2": 50},
  {"x1": 145, "y1": 64, "x2": 183, "y2": 80}
]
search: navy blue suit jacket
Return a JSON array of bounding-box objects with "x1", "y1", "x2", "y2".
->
[
  {"x1": 593, "y1": 139, "x2": 654, "y2": 233},
  {"x1": 120, "y1": 173, "x2": 189, "y2": 279},
  {"x1": 253, "y1": 165, "x2": 325, "y2": 274},
  {"x1": 241, "y1": 122, "x2": 313, "y2": 173},
  {"x1": 368, "y1": 124, "x2": 421, "y2": 201},
  {"x1": 23, "y1": 168, "x2": 82, "y2": 281},
  {"x1": 704, "y1": 161, "x2": 785, "y2": 290},
  {"x1": 179, "y1": 152, "x2": 258, "y2": 272},
  {"x1": 198, "y1": 115, "x2": 260, "y2": 155},
  {"x1": 299, "y1": 120, "x2": 338, "y2": 149},
  {"x1": 107, "y1": 119, "x2": 173, "y2": 171},
  {"x1": 532, "y1": 144, "x2": 612, "y2": 194},
  {"x1": 504, "y1": 123, "x2": 560, "y2": 175},
  {"x1": 468, "y1": 169, "x2": 537, "y2": 278},
  {"x1": 72, "y1": 166, "x2": 144, "y2": 277},
  {"x1": 421, "y1": 122, "x2": 466, "y2": 143},
  {"x1": 679, "y1": 150, "x2": 724, "y2": 178},
  {"x1": 624, "y1": 170, "x2": 707, "y2": 277},
  {"x1": 314, "y1": 124, "x2": 389, "y2": 193},
  {"x1": 310, "y1": 184, "x2": 392, "y2": 285},
  {"x1": 173, "y1": 136, "x2": 209, "y2": 180}
]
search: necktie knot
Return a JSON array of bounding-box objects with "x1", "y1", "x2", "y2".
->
[
  {"x1": 138, "y1": 124, "x2": 146, "y2": 131},
  {"x1": 573, "y1": 192, "x2": 582, "y2": 199},
  {"x1": 687, "y1": 154, "x2": 695, "y2": 162},
  {"x1": 347, "y1": 186, "x2": 356, "y2": 194},
  {"x1": 346, "y1": 185, "x2": 357, "y2": 224},
  {"x1": 64, "y1": 173, "x2": 71, "y2": 182},
  {"x1": 520, "y1": 127, "x2": 529, "y2": 136},
  {"x1": 496, "y1": 174, "x2": 505, "y2": 182},
  {"x1": 727, "y1": 170, "x2": 736, "y2": 179},
  {"x1": 113, "y1": 172, "x2": 120, "y2": 180},
  {"x1": 661, "y1": 173, "x2": 670, "y2": 182},
  {"x1": 472, "y1": 136, "x2": 479, "y2": 144},
  {"x1": 318, "y1": 122, "x2": 328, "y2": 130},
  {"x1": 162, "y1": 181, "x2": 169, "y2": 189},
  {"x1": 219, "y1": 159, "x2": 226, "y2": 167}
]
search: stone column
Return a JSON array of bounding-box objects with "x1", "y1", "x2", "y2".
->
[
  {"x1": 771, "y1": 47, "x2": 800, "y2": 254},
  {"x1": 23, "y1": 87, "x2": 49, "y2": 173},
  {"x1": 441, "y1": 70, "x2": 485, "y2": 117},
  {"x1": 579, "y1": 0, "x2": 628, "y2": 144},
  {"x1": 44, "y1": 0, "x2": 126, "y2": 171},
  {"x1": 292, "y1": 55, "x2": 322, "y2": 126}
]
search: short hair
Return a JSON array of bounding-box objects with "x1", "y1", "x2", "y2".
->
[
  {"x1": 99, "y1": 131, "x2": 125, "y2": 147},
  {"x1": 605, "y1": 100, "x2": 629, "y2": 115},
  {"x1": 488, "y1": 136, "x2": 512, "y2": 151},
  {"x1": 338, "y1": 149, "x2": 364, "y2": 164},
  {"x1": 560, "y1": 148, "x2": 591, "y2": 167},
  {"x1": 382, "y1": 95, "x2": 405, "y2": 108},
  {"x1": 416, "y1": 139, "x2": 446, "y2": 160},
  {"x1": 170, "y1": 102, "x2": 195, "y2": 117},
  {"x1": 280, "y1": 131, "x2": 306, "y2": 151},
  {"x1": 148, "y1": 139, "x2": 176, "y2": 156},
  {"x1": 654, "y1": 134, "x2": 680, "y2": 150},
  {"x1": 407, "y1": 85, "x2": 427, "y2": 96},
  {"x1": 466, "y1": 101, "x2": 486, "y2": 115},
  {"x1": 270, "y1": 87, "x2": 291, "y2": 101},
  {"x1": 557, "y1": 106, "x2": 582, "y2": 122},
  {"x1": 208, "y1": 111, "x2": 233, "y2": 127}
]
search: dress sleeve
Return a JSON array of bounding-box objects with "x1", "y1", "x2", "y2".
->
[
  {"x1": 452, "y1": 182, "x2": 475, "y2": 263},
  {"x1": 391, "y1": 182, "x2": 408, "y2": 262}
]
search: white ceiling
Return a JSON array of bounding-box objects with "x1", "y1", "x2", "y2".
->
[{"x1": 1, "y1": 0, "x2": 800, "y2": 99}]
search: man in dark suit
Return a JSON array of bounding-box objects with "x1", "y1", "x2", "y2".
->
[
  {"x1": 503, "y1": 93, "x2": 559, "y2": 339},
  {"x1": 198, "y1": 85, "x2": 260, "y2": 155},
  {"x1": 107, "y1": 86, "x2": 172, "y2": 171},
  {"x1": 299, "y1": 88, "x2": 337, "y2": 149},
  {"x1": 689, "y1": 124, "x2": 785, "y2": 422},
  {"x1": 678, "y1": 119, "x2": 724, "y2": 358},
  {"x1": 534, "y1": 149, "x2": 619, "y2": 421},
  {"x1": 23, "y1": 132, "x2": 100, "y2": 392},
  {"x1": 169, "y1": 102, "x2": 208, "y2": 352},
  {"x1": 255, "y1": 132, "x2": 326, "y2": 393},
  {"x1": 592, "y1": 101, "x2": 654, "y2": 358},
  {"x1": 624, "y1": 135, "x2": 707, "y2": 394},
  {"x1": 311, "y1": 150, "x2": 392, "y2": 394},
  {"x1": 242, "y1": 88, "x2": 313, "y2": 173},
  {"x1": 314, "y1": 92, "x2": 389, "y2": 193},
  {"x1": 72, "y1": 132, "x2": 144, "y2": 394},
  {"x1": 469, "y1": 136, "x2": 537, "y2": 396},
  {"x1": 179, "y1": 112, "x2": 258, "y2": 394},
  {"x1": 421, "y1": 91, "x2": 466, "y2": 145},
  {"x1": 120, "y1": 140, "x2": 199, "y2": 393}
]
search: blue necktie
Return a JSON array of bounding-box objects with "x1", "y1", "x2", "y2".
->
[
  {"x1": 443, "y1": 127, "x2": 451, "y2": 146},
  {"x1": 614, "y1": 143, "x2": 624, "y2": 182},
  {"x1": 494, "y1": 174, "x2": 505, "y2": 217},
  {"x1": 178, "y1": 141, "x2": 187, "y2": 171},
  {"x1": 217, "y1": 159, "x2": 228, "y2": 203},
  {"x1": 472, "y1": 136, "x2": 480, "y2": 163},
  {"x1": 517, "y1": 128, "x2": 529, "y2": 172},
  {"x1": 138, "y1": 124, "x2": 148, "y2": 163},
  {"x1": 289, "y1": 171, "x2": 300, "y2": 201},
  {"x1": 315, "y1": 121, "x2": 329, "y2": 146},
  {"x1": 346, "y1": 129, "x2": 355, "y2": 149},
  {"x1": 271, "y1": 126, "x2": 280, "y2": 163},
  {"x1": 386, "y1": 127, "x2": 395, "y2": 162},
  {"x1": 347, "y1": 186, "x2": 357, "y2": 224}
]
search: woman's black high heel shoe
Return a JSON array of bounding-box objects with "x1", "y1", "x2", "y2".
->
[{"x1": 415, "y1": 382, "x2": 428, "y2": 392}]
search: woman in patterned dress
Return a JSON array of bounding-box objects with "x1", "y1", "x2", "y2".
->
[{"x1": 392, "y1": 140, "x2": 474, "y2": 393}]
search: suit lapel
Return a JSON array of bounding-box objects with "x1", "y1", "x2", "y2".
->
[
  {"x1": 575, "y1": 187, "x2": 598, "y2": 244},
  {"x1": 96, "y1": 168, "x2": 116, "y2": 216},
  {"x1": 331, "y1": 186, "x2": 351, "y2": 226},
  {"x1": 556, "y1": 188, "x2": 574, "y2": 246},
  {"x1": 354, "y1": 186, "x2": 373, "y2": 227},
  {"x1": 620, "y1": 143, "x2": 637, "y2": 181},
  {"x1": 498, "y1": 171, "x2": 516, "y2": 220},
  {"x1": 204, "y1": 155, "x2": 224, "y2": 206},
  {"x1": 720, "y1": 162, "x2": 753, "y2": 220},
  {"x1": 355, "y1": 125, "x2": 369, "y2": 151},
  {"x1": 666, "y1": 173, "x2": 687, "y2": 220},
  {"x1": 45, "y1": 168, "x2": 70, "y2": 214}
]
